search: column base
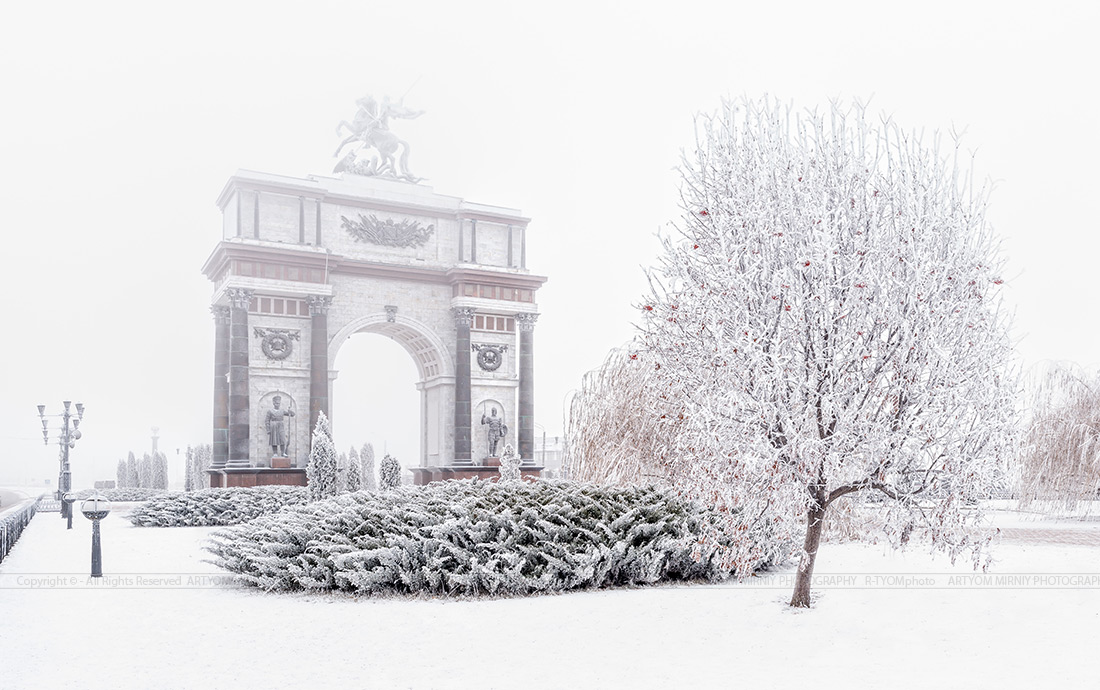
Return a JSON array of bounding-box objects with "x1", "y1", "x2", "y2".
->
[
  {"x1": 207, "y1": 468, "x2": 308, "y2": 488},
  {"x1": 411, "y1": 466, "x2": 543, "y2": 485}
]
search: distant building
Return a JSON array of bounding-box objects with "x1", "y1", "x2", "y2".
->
[{"x1": 535, "y1": 435, "x2": 565, "y2": 476}]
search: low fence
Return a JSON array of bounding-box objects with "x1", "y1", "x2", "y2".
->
[{"x1": 0, "y1": 498, "x2": 39, "y2": 565}]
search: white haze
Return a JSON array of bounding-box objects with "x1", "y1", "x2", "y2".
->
[{"x1": 0, "y1": 1, "x2": 1097, "y2": 487}]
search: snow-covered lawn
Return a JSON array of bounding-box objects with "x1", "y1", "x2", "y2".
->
[{"x1": 1, "y1": 508, "x2": 1097, "y2": 690}]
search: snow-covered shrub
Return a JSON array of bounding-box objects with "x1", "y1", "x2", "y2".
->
[
  {"x1": 498, "y1": 443, "x2": 521, "y2": 483},
  {"x1": 206, "y1": 480, "x2": 779, "y2": 596},
  {"x1": 73, "y1": 487, "x2": 175, "y2": 502},
  {"x1": 379, "y1": 454, "x2": 400, "y2": 490},
  {"x1": 307, "y1": 411, "x2": 338, "y2": 501},
  {"x1": 129, "y1": 486, "x2": 309, "y2": 527}
]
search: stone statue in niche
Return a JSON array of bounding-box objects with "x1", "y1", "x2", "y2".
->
[
  {"x1": 265, "y1": 396, "x2": 296, "y2": 458},
  {"x1": 481, "y1": 406, "x2": 508, "y2": 457}
]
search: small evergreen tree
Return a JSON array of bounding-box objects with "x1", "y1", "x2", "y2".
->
[
  {"x1": 154, "y1": 451, "x2": 169, "y2": 490},
  {"x1": 361, "y1": 442, "x2": 377, "y2": 491},
  {"x1": 116, "y1": 459, "x2": 127, "y2": 488},
  {"x1": 498, "y1": 443, "x2": 521, "y2": 483},
  {"x1": 126, "y1": 451, "x2": 140, "y2": 488},
  {"x1": 306, "y1": 411, "x2": 339, "y2": 501},
  {"x1": 184, "y1": 447, "x2": 194, "y2": 492},
  {"x1": 140, "y1": 453, "x2": 154, "y2": 489},
  {"x1": 347, "y1": 446, "x2": 362, "y2": 492},
  {"x1": 379, "y1": 454, "x2": 401, "y2": 490},
  {"x1": 338, "y1": 452, "x2": 349, "y2": 492},
  {"x1": 192, "y1": 444, "x2": 212, "y2": 490}
]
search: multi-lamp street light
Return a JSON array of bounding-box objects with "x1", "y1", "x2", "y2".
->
[{"x1": 36, "y1": 401, "x2": 85, "y2": 521}]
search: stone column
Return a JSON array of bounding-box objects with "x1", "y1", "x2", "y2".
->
[
  {"x1": 211, "y1": 306, "x2": 231, "y2": 469},
  {"x1": 452, "y1": 307, "x2": 475, "y2": 464},
  {"x1": 226, "y1": 288, "x2": 253, "y2": 468},
  {"x1": 515, "y1": 313, "x2": 539, "y2": 463},
  {"x1": 307, "y1": 295, "x2": 333, "y2": 440}
]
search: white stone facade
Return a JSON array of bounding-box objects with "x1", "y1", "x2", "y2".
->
[{"x1": 204, "y1": 171, "x2": 546, "y2": 470}]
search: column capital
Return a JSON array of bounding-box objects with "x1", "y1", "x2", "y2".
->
[
  {"x1": 451, "y1": 307, "x2": 476, "y2": 327},
  {"x1": 306, "y1": 295, "x2": 333, "y2": 316},
  {"x1": 210, "y1": 305, "x2": 231, "y2": 323},
  {"x1": 514, "y1": 312, "x2": 540, "y2": 332},
  {"x1": 226, "y1": 288, "x2": 253, "y2": 310}
]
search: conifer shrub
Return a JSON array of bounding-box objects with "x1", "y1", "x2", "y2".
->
[
  {"x1": 205, "y1": 479, "x2": 780, "y2": 596},
  {"x1": 73, "y1": 487, "x2": 175, "y2": 502},
  {"x1": 128, "y1": 486, "x2": 309, "y2": 527},
  {"x1": 379, "y1": 454, "x2": 401, "y2": 490}
]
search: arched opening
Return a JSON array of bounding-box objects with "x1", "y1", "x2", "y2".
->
[
  {"x1": 328, "y1": 313, "x2": 455, "y2": 476},
  {"x1": 332, "y1": 334, "x2": 419, "y2": 481}
]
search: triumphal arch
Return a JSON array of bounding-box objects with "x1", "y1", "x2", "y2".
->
[{"x1": 202, "y1": 95, "x2": 546, "y2": 486}]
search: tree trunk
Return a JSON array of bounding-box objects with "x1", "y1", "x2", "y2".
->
[{"x1": 790, "y1": 503, "x2": 827, "y2": 607}]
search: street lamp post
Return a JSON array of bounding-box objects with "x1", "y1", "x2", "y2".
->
[
  {"x1": 37, "y1": 401, "x2": 85, "y2": 520},
  {"x1": 62, "y1": 493, "x2": 75, "y2": 530},
  {"x1": 80, "y1": 493, "x2": 111, "y2": 578}
]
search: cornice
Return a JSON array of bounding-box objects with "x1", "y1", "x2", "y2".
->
[
  {"x1": 450, "y1": 297, "x2": 540, "y2": 313},
  {"x1": 203, "y1": 241, "x2": 549, "y2": 293},
  {"x1": 445, "y1": 266, "x2": 548, "y2": 290},
  {"x1": 212, "y1": 277, "x2": 334, "y2": 305},
  {"x1": 215, "y1": 169, "x2": 529, "y2": 227},
  {"x1": 202, "y1": 240, "x2": 337, "y2": 281}
]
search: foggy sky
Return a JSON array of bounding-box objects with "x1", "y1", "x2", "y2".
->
[{"x1": 2, "y1": 1, "x2": 1097, "y2": 487}]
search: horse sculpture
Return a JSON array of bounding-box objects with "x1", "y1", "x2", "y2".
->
[{"x1": 334, "y1": 95, "x2": 423, "y2": 181}]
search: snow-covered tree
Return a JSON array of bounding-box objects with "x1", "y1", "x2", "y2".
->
[
  {"x1": 153, "y1": 451, "x2": 169, "y2": 490},
  {"x1": 347, "y1": 446, "x2": 362, "y2": 493},
  {"x1": 1017, "y1": 363, "x2": 1100, "y2": 512},
  {"x1": 379, "y1": 454, "x2": 401, "y2": 490},
  {"x1": 567, "y1": 347, "x2": 671, "y2": 486},
  {"x1": 630, "y1": 97, "x2": 1016, "y2": 607},
  {"x1": 184, "y1": 447, "x2": 194, "y2": 492},
  {"x1": 126, "y1": 452, "x2": 140, "y2": 489},
  {"x1": 140, "y1": 453, "x2": 154, "y2": 489},
  {"x1": 337, "y1": 451, "x2": 349, "y2": 492},
  {"x1": 116, "y1": 459, "x2": 128, "y2": 489},
  {"x1": 306, "y1": 411, "x2": 339, "y2": 501},
  {"x1": 192, "y1": 444, "x2": 211, "y2": 490},
  {"x1": 498, "y1": 443, "x2": 522, "y2": 483},
  {"x1": 361, "y1": 442, "x2": 377, "y2": 491}
]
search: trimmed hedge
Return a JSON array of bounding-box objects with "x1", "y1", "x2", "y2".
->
[
  {"x1": 73, "y1": 487, "x2": 177, "y2": 502},
  {"x1": 205, "y1": 479, "x2": 774, "y2": 596},
  {"x1": 129, "y1": 486, "x2": 309, "y2": 527}
]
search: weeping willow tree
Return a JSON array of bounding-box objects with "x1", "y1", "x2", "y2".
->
[
  {"x1": 1017, "y1": 363, "x2": 1100, "y2": 513},
  {"x1": 564, "y1": 347, "x2": 675, "y2": 487}
]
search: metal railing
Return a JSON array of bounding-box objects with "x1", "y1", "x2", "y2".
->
[{"x1": 0, "y1": 498, "x2": 39, "y2": 565}]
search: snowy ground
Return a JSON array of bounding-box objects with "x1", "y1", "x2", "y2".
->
[{"x1": 1, "y1": 507, "x2": 1098, "y2": 690}]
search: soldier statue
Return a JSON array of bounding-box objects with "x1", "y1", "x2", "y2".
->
[
  {"x1": 481, "y1": 407, "x2": 508, "y2": 457},
  {"x1": 265, "y1": 396, "x2": 295, "y2": 457}
]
